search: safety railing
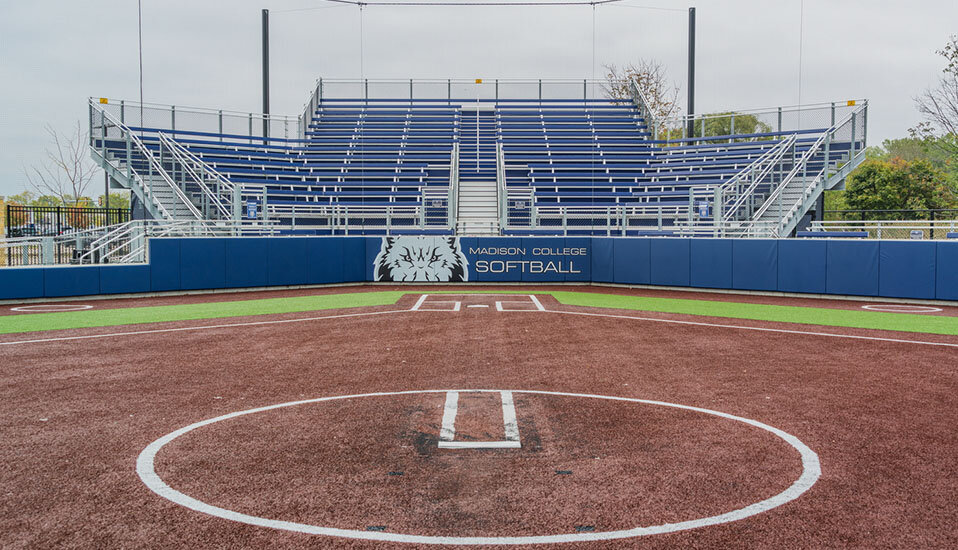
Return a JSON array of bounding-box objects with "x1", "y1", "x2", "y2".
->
[
  {"x1": 809, "y1": 220, "x2": 958, "y2": 240},
  {"x1": 496, "y1": 142, "x2": 507, "y2": 233},
  {"x1": 90, "y1": 101, "x2": 203, "y2": 221},
  {"x1": 0, "y1": 219, "x2": 280, "y2": 267},
  {"x1": 746, "y1": 103, "x2": 867, "y2": 236},
  {"x1": 449, "y1": 142, "x2": 460, "y2": 229},
  {"x1": 655, "y1": 100, "x2": 866, "y2": 144},
  {"x1": 156, "y1": 132, "x2": 239, "y2": 220},
  {"x1": 260, "y1": 202, "x2": 451, "y2": 235},
  {"x1": 94, "y1": 98, "x2": 302, "y2": 145}
]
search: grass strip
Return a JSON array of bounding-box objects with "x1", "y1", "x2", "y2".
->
[
  {"x1": 551, "y1": 291, "x2": 958, "y2": 336},
  {"x1": 0, "y1": 291, "x2": 405, "y2": 335}
]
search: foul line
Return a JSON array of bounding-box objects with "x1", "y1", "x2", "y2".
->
[
  {"x1": 0, "y1": 309, "x2": 408, "y2": 346},
  {"x1": 544, "y1": 308, "x2": 958, "y2": 348}
]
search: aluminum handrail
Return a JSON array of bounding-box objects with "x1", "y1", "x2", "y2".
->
[
  {"x1": 94, "y1": 103, "x2": 204, "y2": 220},
  {"x1": 496, "y1": 142, "x2": 506, "y2": 233},
  {"x1": 157, "y1": 132, "x2": 235, "y2": 219},
  {"x1": 746, "y1": 105, "x2": 864, "y2": 232},
  {"x1": 718, "y1": 135, "x2": 796, "y2": 223}
]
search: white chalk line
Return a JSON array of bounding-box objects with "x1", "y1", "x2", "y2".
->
[
  {"x1": 10, "y1": 304, "x2": 94, "y2": 312},
  {"x1": 545, "y1": 308, "x2": 958, "y2": 348},
  {"x1": 861, "y1": 304, "x2": 943, "y2": 313},
  {"x1": 136, "y1": 389, "x2": 820, "y2": 545},
  {"x1": 437, "y1": 390, "x2": 521, "y2": 449},
  {"x1": 0, "y1": 309, "x2": 409, "y2": 346},
  {"x1": 2, "y1": 293, "x2": 954, "y2": 349}
]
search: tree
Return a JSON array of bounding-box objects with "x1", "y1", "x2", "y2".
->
[
  {"x1": 98, "y1": 192, "x2": 131, "y2": 210},
  {"x1": 23, "y1": 121, "x2": 99, "y2": 207},
  {"x1": 844, "y1": 158, "x2": 957, "y2": 218},
  {"x1": 689, "y1": 112, "x2": 773, "y2": 141},
  {"x1": 604, "y1": 60, "x2": 681, "y2": 139},
  {"x1": 914, "y1": 35, "x2": 958, "y2": 154}
]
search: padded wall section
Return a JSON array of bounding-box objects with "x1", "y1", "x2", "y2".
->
[
  {"x1": 99, "y1": 265, "x2": 151, "y2": 295},
  {"x1": 0, "y1": 268, "x2": 44, "y2": 300},
  {"x1": 826, "y1": 241, "x2": 879, "y2": 296},
  {"x1": 472, "y1": 237, "x2": 523, "y2": 283},
  {"x1": 225, "y1": 238, "x2": 269, "y2": 288},
  {"x1": 732, "y1": 240, "x2": 779, "y2": 291},
  {"x1": 690, "y1": 239, "x2": 732, "y2": 289},
  {"x1": 564, "y1": 238, "x2": 592, "y2": 282},
  {"x1": 936, "y1": 242, "x2": 958, "y2": 300},
  {"x1": 591, "y1": 238, "x2": 614, "y2": 283},
  {"x1": 342, "y1": 238, "x2": 368, "y2": 282},
  {"x1": 149, "y1": 238, "x2": 181, "y2": 291},
  {"x1": 179, "y1": 239, "x2": 227, "y2": 291},
  {"x1": 308, "y1": 238, "x2": 345, "y2": 284},
  {"x1": 44, "y1": 266, "x2": 99, "y2": 297},
  {"x1": 520, "y1": 238, "x2": 565, "y2": 282},
  {"x1": 267, "y1": 238, "x2": 309, "y2": 286},
  {"x1": 612, "y1": 238, "x2": 651, "y2": 284},
  {"x1": 650, "y1": 239, "x2": 690, "y2": 287},
  {"x1": 879, "y1": 241, "x2": 937, "y2": 300},
  {"x1": 778, "y1": 240, "x2": 827, "y2": 294}
]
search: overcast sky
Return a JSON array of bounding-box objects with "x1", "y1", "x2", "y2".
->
[{"x1": 0, "y1": 0, "x2": 955, "y2": 198}]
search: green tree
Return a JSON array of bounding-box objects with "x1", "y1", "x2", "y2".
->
[
  {"x1": 844, "y1": 158, "x2": 957, "y2": 219},
  {"x1": 7, "y1": 191, "x2": 37, "y2": 205},
  {"x1": 690, "y1": 112, "x2": 773, "y2": 140},
  {"x1": 98, "y1": 192, "x2": 131, "y2": 209}
]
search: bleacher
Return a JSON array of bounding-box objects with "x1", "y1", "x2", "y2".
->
[{"x1": 89, "y1": 80, "x2": 866, "y2": 237}]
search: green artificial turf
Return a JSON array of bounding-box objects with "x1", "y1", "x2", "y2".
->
[
  {"x1": 0, "y1": 291, "x2": 405, "y2": 335},
  {"x1": 551, "y1": 291, "x2": 958, "y2": 336}
]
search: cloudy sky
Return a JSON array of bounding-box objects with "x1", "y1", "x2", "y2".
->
[{"x1": 0, "y1": 0, "x2": 955, "y2": 198}]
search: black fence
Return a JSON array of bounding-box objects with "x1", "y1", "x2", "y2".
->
[
  {"x1": 3, "y1": 205, "x2": 132, "y2": 267},
  {"x1": 5, "y1": 205, "x2": 131, "y2": 238},
  {"x1": 824, "y1": 209, "x2": 958, "y2": 222}
]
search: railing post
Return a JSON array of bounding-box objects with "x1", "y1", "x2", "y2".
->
[
  {"x1": 218, "y1": 110, "x2": 223, "y2": 142},
  {"x1": 777, "y1": 107, "x2": 782, "y2": 133},
  {"x1": 171, "y1": 105, "x2": 176, "y2": 137},
  {"x1": 830, "y1": 102, "x2": 836, "y2": 127},
  {"x1": 851, "y1": 111, "x2": 858, "y2": 156}
]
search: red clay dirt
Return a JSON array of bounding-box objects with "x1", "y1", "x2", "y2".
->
[{"x1": 1, "y1": 288, "x2": 956, "y2": 549}]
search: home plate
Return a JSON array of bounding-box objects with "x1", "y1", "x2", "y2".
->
[{"x1": 467, "y1": 305, "x2": 489, "y2": 308}]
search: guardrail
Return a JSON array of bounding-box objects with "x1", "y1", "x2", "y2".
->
[
  {"x1": 810, "y1": 220, "x2": 958, "y2": 240},
  {"x1": 1, "y1": 220, "x2": 282, "y2": 267}
]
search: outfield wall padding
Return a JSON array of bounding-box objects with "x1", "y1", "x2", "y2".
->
[{"x1": 1, "y1": 237, "x2": 955, "y2": 301}]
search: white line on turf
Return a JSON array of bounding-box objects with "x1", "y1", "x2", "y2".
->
[
  {"x1": 546, "y1": 308, "x2": 958, "y2": 348},
  {"x1": 439, "y1": 391, "x2": 459, "y2": 442},
  {"x1": 410, "y1": 294, "x2": 428, "y2": 311},
  {"x1": 10, "y1": 304, "x2": 93, "y2": 312},
  {"x1": 136, "y1": 389, "x2": 819, "y2": 545}
]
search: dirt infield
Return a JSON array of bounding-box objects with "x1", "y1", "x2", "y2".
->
[{"x1": 1, "y1": 290, "x2": 956, "y2": 548}]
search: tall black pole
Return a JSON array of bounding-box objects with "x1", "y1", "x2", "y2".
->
[
  {"x1": 262, "y1": 8, "x2": 270, "y2": 140},
  {"x1": 687, "y1": 7, "x2": 696, "y2": 138}
]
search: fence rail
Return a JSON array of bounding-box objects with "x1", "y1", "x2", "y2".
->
[{"x1": 809, "y1": 219, "x2": 958, "y2": 240}]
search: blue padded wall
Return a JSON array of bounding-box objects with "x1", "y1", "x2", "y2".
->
[
  {"x1": 879, "y1": 241, "x2": 937, "y2": 300},
  {"x1": 826, "y1": 241, "x2": 879, "y2": 296},
  {"x1": 564, "y1": 237, "x2": 592, "y2": 282},
  {"x1": 936, "y1": 242, "x2": 958, "y2": 300},
  {"x1": 650, "y1": 239, "x2": 690, "y2": 286},
  {"x1": 473, "y1": 237, "x2": 523, "y2": 283},
  {"x1": 613, "y1": 238, "x2": 651, "y2": 284},
  {"x1": 268, "y1": 238, "x2": 308, "y2": 286},
  {"x1": 521, "y1": 238, "x2": 565, "y2": 282},
  {"x1": 690, "y1": 239, "x2": 732, "y2": 289},
  {"x1": 778, "y1": 240, "x2": 827, "y2": 294},
  {"x1": 732, "y1": 240, "x2": 778, "y2": 291},
  {"x1": 342, "y1": 238, "x2": 368, "y2": 282},
  {"x1": 591, "y1": 238, "x2": 614, "y2": 283},
  {"x1": 308, "y1": 238, "x2": 344, "y2": 284},
  {"x1": 0, "y1": 268, "x2": 44, "y2": 300},
  {"x1": 100, "y1": 265, "x2": 151, "y2": 295},
  {"x1": 149, "y1": 238, "x2": 181, "y2": 292},
  {"x1": 179, "y1": 238, "x2": 227, "y2": 290},
  {"x1": 44, "y1": 266, "x2": 99, "y2": 297},
  {"x1": 225, "y1": 238, "x2": 268, "y2": 288}
]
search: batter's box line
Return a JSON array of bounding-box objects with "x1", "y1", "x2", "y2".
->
[{"x1": 409, "y1": 294, "x2": 545, "y2": 313}]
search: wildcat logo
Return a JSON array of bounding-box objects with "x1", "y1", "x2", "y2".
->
[{"x1": 374, "y1": 236, "x2": 469, "y2": 282}]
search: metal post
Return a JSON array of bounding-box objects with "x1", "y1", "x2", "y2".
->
[
  {"x1": 262, "y1": 9, "x2": 270, "y2": 141},
  {"x1": 777, "y1": 107, "x2": 782, "y2": 132},
  {"x1": 687, "y1": 7, "x2": 696, "y2": 138}
]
